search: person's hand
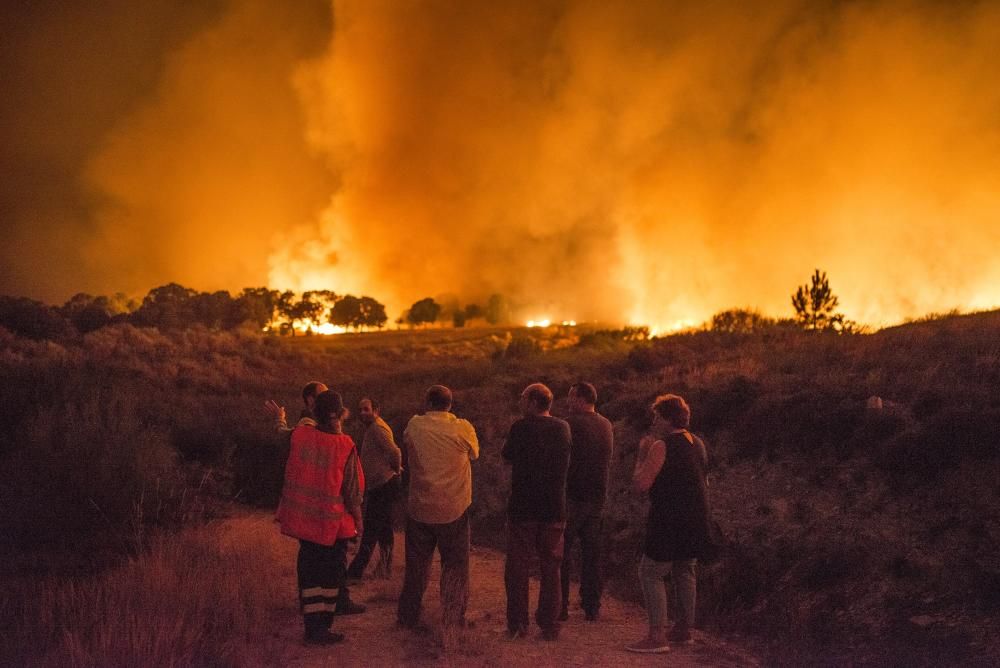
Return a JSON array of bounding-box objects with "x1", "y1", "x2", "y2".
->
[{"x1": 264, "y1": 399, "x2": 286, "y2": 422}]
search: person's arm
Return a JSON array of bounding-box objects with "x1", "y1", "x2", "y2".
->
[
  {"x1": 695, "y1": 435, "x2": 708, "y2": 469},
  {"x1": 376, "y1": 423, "x2": 403, "y2": 473},
  {"x1": 633, "y1": 439, "x2": 666, "y2": 494},
  {"x1": 464, "y1": 420, "x2": 480, "y2": 461},
  {"x1": 558, "y1": 421, "x2": 572, "y2": 474},
  {"x1": 264, "y1": 399, "x2": 291, "y2": 433},
  {"x1": 342, "y1": 448, "x2": 363, "y2": 535},
  {"x1": 501, "y1": 422, "x2": 519, "y2": 464}
]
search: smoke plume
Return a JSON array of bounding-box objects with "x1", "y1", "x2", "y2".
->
[{"x1": 4, "y1": 0, "x2": 1000, "y2": 327}]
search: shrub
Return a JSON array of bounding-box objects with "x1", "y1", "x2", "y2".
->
[
  {"x1": 502, "y1": 335, "x2": 539, "y2": 359},
  {"x1": 710, "y1": 308, "x2": 776, "y2": 334}
]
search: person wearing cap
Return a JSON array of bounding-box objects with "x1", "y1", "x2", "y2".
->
[
  {"x1": 346, "y1": 397, "x2": 403, "y2": 581},
  {"x1": 276, "y1": 390, "x2": 366, "y2": 645},
  {"x1": 397, "y1": 385, "x2": 479, "y2": 630},
  {"x1": 502, "y1": 382, "x2": 572, "y2": 641},
  {"x1": 626, "y1": 393, "x2": 710, "y2": 654}
]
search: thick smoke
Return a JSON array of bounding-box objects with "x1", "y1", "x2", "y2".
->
[
  {"x1": 278, "y1": 0, "x2": 1000, "y2": 325},
  {"x1": 3, "y1": 0, "x2": 1000, "y2": 326},
  {"x1": 0, "y1": 1, "x2": 332, "y2": 301}
]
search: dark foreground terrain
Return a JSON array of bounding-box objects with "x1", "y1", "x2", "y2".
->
[{"x1": 2, "y1": 312, "x2": 999, "y2": 665}]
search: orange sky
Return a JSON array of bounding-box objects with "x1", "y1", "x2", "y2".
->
[{"x1": 3, "y1": 0, "x2": 1000, "y2": 328}]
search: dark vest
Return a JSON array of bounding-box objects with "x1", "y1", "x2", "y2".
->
[{"x1": 644, "y1": 431, "x2": 710, "y2": 561}]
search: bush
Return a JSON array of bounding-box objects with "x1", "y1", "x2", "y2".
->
[
  {"x1": 502, "y1": 335, "x2": 539, "y2": 359},
  {"x1": 710, "y1": 308, "x2": 776, "y2": 334}
]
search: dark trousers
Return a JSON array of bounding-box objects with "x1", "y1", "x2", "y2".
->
[
  {"x1": 297, "y1": 538, "x2": 348, "y2": 635},
  {"x1": 561, "y1": 499, "x2": 604, "y2": 615},
  {"x1": 397, "y1": 510, "x2": 470, "y2": 627},
  {"x1": 505, "y1": 520, "x2": 566, "y2": 633},
  {"x1": 347, "y1": 476, "x2": 400, "y2": 578}
]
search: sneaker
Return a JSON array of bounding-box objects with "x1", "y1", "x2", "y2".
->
[
  {"x1": 334, "y1": 599, "x2": 367, "y2": 616},
  {"x1": 669, "y1": 625, "x2": 693, "y2": 644},
  {"x1": 584, "y1": 609, "x2": 599, "y2": 622},
  {"x1": 625, "y1": 637, "x2": 670, "y2": 653},
  {"x1": 540, "y1": 627, "x2": 560, "y2": 641},
  {"x1": 557, "y1": 606, "x2": 569, "y2": 622},
  {"x1": 304, "y1": 629, "x2": 345, "y2": 645}
]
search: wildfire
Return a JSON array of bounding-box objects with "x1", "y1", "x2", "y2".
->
[
  {"x1": 525, "y1": 318, "x2": 577, "y2": 328},
  {"x1": 262, "y1": 291, "x2": 349, "y2": 336},
  {"x1": 643, "y1": 319, "x2": 698, "y2": 339}
]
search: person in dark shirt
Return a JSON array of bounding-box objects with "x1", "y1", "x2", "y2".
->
[
  {"x1": 626, "y1": 393, "x2": 710, "y2": 654},
  {"x1": 502, "y1": 383, "x2": 571, "y2": 641},
  {"x1": 560, "y1": 382, "x2": 614, "y2": 622}
]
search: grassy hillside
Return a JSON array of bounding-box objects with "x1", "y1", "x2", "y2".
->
[{"x1": 2, "y1": 313, "x2": 998, "y2": 664}]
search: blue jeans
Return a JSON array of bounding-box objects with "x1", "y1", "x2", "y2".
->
[{"x1": 638, "y1": 554, "x2": 696, "y2": 628}]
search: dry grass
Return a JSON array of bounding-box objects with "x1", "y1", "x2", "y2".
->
[{"x1": 2, "y1": 517, "x2": 291, "y2": 667}]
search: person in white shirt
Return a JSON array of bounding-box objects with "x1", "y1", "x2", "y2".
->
[{"x1": 396, "y1": 385, "x2": 479, "y2": 629}]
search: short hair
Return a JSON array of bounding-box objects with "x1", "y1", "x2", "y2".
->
[
  {"x1": 522, "y1": 383, "x2": 554, "y2": 412},
  {"x1": 314, "y1": 390, "x2": 348, "y2": 425},
  {"x1": 302, "y1": 381, "x2": 326, "y2": 404},
  {"x1": 651, "y1": 394, "x2": 691, "y2": 429},
  {"x1": 569, "y1": 382, "x2": 597, "y2": 406},
  {"x1": 360, "y1": 397, "x2": 380, "y2": 412},
  {"x1": 425, "y1": 385, "x2": 453, "y2": 411}
]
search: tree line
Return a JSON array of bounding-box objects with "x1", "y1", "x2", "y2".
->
[
  {"x1": 0, "y1": 283, "x2": 520, "y2": 341},
  {"x1": 0, "y1": 270, "x2": 857, "y2": 341},
  {"x1": 0, "y1": 284, "x2": 387, "y2": 340}
]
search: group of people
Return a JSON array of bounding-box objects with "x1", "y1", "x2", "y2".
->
[{"x1": 266, "y1": 380, "x2": 712, "y2": 655}]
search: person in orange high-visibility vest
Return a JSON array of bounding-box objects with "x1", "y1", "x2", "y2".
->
[{"x1": 277, "y1": 390, "x2": 366, "y2": 645}]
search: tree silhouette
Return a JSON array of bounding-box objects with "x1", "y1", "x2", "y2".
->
[
  {"x1": 232, "y1": 287, "x2": 281, "y2": 330},
  {"x1": 358, "y1": 296, "x2": 387, "y2": 329},
  {"x1": 407, "y1": 298, "x2": 441, "y2": 327},
  {"x1": 330, "y1": 295, "x2": 363, "y2": 329},
  {"x1": 791, "y1": 269, "x2": 845, "y2": 331},
  {"x1": 0, "y1": 296, "x2": 73, "y2": 340},
  {"x1": 132, "y1": 283, "x2": 197, "y2": 330},
  {"x1": 464, "y1": 303, "x2": 484, "y2": 321},
  {"x1": 484, "y1": 294, "x2": 510, "y2": 325}
]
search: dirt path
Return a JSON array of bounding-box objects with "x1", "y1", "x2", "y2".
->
[{"x1": 247, "y1": 515, "x2": 759, "y2": 667}]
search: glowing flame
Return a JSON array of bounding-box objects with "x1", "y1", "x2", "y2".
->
[
  {"x1": 526, "y1": 318, "x2": 552, "y2": 328},
  {"x1": 262, "y1": 291, "x2": 349, "y2": 336},
  {"x1": 643, "y1": 319, "x2": 698, "y2": 339}
]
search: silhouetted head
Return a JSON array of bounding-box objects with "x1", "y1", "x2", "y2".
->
[
  {"x1": 568, "y1": 382, "x2": 597, "y2": 412},
  {"x1": 425, "y1": 385, "x2": 453, "y2": 412},
  {"x1": 314, "y1": 390, "x2": 348, "y2": 427},
  {"x1": 651, "y1": 393, "x2": 690, "y2": 429},
  {"x1": 520, "y1": 382, "x2": 553, "y2": 416},
  {"x1": 359, "y1": 397, "x2": 380, "y2": 425},
  {"x1": 302, "y1": 381, "x2": 328, "y2": 411}
]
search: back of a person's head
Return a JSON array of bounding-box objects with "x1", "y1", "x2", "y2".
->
[
  {"x1": 523, "y1": 382, "x2": 554, "y2": 413},
  {"x1": 570, "y1": 382, "x2": 597, "y2": 406},
  {"x1": 314, "y1": 390, "x2": 347, "y2": 425},
  {"x1": 302, "y1": 380, "x2": 327, "y2": 404},
  {"x1": 651, "y1": 393, "x2": 691, "y2": 429},
  {"x1": 425, "y1": 385, "x2": 452, "y2": 411}
]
